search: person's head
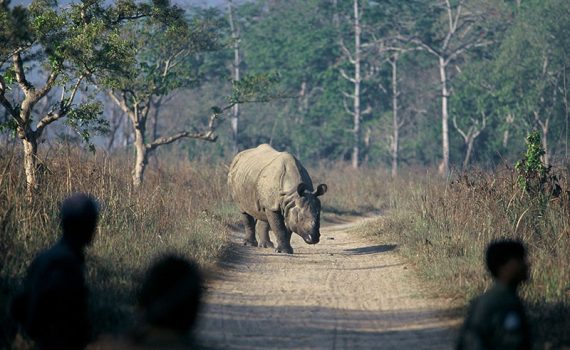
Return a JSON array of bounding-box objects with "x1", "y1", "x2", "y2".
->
[
  {"x1": 60, "y1": 193, "x2": 99, "y2": 248},
  {"x1": 138, "y1": 254, "x2": 203, "y2": 333},
  {"x1": 485, "y1": 239, "x2": 529, "y2": 288}
]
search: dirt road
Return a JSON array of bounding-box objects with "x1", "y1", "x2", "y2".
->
[{"x1": 195, "y1": 217, "x2": 459, "y2": 349}]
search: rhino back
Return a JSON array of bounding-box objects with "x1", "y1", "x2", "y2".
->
[{"x1": 228, "y1": 144, "x2": 313, "y2": 217}]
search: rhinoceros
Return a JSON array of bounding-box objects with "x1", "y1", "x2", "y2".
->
[{"x1": 228, "y1": 144, "x2": 327, "y2": 254}]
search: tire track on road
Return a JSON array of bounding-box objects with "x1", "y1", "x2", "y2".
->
[{"x1": 196, "y1": 217, "x2": 459, "y2": 349}]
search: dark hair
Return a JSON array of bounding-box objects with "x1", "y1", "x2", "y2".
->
[
  {"x1": 60, "y1": 193, "x2": 99, "y2": 247},
  {"x1": 485, "y1": 239, "x2": 526, "y2": 277},
  {"x1": 139, "y1": 254, "x2": 203, "y2": 332}
]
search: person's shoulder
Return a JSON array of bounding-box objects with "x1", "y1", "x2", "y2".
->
[
  {"x1": 27, "y1": 240, "x2": 84, "y2": 285},
  {"x1": 478, "y1": 284, "x2": 518, "y2": 306},
  {"x1": 468, "y1": 284, "x2": 515, "y2": 320},
  {"x1": 32, "y1": 240, "x2": 74, "y2": 261}
]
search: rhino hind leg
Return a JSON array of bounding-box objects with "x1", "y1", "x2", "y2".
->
[
  {"x1": 256, "y1": 221, "x2": 274, "y2": 249},
  {"x1": 241, "y1": 213, "x2": 258, "y2": 247}
]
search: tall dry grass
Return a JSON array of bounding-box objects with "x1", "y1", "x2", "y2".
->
[
  {"x1": 0, "y1": 147, "x2": 238, "y2": 340},
  {"x1": 2, "y1": 146, "x2": 568, "y2": 348},
  {"x1": 309, "y1": 164, "x2": 390, "y2": 216},
  {"x1": 355, "y1": 167, "x2": 570, "y2": 348}
]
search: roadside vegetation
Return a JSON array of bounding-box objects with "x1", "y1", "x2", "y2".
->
[
  {"x1": 0, "y1": 147, "x2": 237, "y2": 337},
  {"x1": 354, "y1": 135, "x2": 570, "y2": 348},
  {"x1": 1, "y1": 139, "x2": 568, "y2": 348}
]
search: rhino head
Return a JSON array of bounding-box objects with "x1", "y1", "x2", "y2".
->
[{"x1": 282, "y1": 183, "x2": 327, "y2": 245}]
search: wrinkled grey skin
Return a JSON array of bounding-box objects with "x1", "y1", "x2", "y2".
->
[{"x1": 228, "y1": 144, "x2": 327, "y2": 254}]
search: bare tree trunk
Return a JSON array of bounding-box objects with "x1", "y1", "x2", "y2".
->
[
  {"x1": 150, "y1": 97, "x2": 162, "y2": 142},
  {"x1": 351, "y1": 0, "x2": 362, "y2": 169},
  {"x1": 22, "y1": 135, "x2": 38, "y2": 198},
  {"x1": 438, "y1": 56, "x2": 450, "y2": 176},
  {"x1": 298, "y1": 80, "x2": 309, "y2": 123},
  {"x1": 503, "y1": 113, "x2": 514, "y2": 148},
  {"x1": 132, "y1": 126, "x2": 148, "y2": 188},
  {"x1": 390, "y1": 55, "x2": 399, "y2": 178},
  {"x1": 541, "y1": 119, "x2": 549, "y2": 167},
  {"x1": 452, "y1": 112, "x2": 486, "y2": 169},
  {"x1": 363, "y1": 127, "x2": 371, "y2": 165},
  {"x1": 464, "y1": 137, "x2": 474, "y2": 168},
  {"x1": 228, "y1": 0, "x2": 241, "y2": 155},
  {"x1": 534, "y1": 111, "x2": 550, "y2": 166}
]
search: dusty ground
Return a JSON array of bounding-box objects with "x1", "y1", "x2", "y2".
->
[{"x1": 195, "y1": 217, "x2": 460, "y2": 350}]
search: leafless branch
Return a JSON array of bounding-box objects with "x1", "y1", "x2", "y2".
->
[
  {"x1": 339, "y1": 38, "x2": 356, "y2": 65},
  {"x1": 340, "y1": 69, "x2": 356, "y2": 83},
  {"x1": 12, "y1": 51, "x2": 34, "y2": 96},
  {"x1": 395, "y1": 35, "x2": 441, "y2": 57},
  {"x1": 445, "y1": 40, "x2": 493, "y2": 64},
  {"x1": 147, "y1": 129, "x2": 217, "y2": 151},
  {"x1": 343, "y1": 97, "x2": 355, "y2": 116},
  {"x1": 66, "y1": 75, "x2": 84, "y2": 108},
  {"x1": 35, "y1": 70, "x2": 59, "y2": 102},
  {"x1": 452, "y1": 114, "x2": 468, "y2": 141},
  {"x1": 36, "y1": 75, "x2": 85, "y2": 135},
  {"x1": 107, "y1": 90, "x2": 133, "y2": 119},
  {"x1": 146, "y1": 109, "x2": 223, "y2": 151}
]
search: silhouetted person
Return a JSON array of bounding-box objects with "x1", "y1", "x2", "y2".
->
[
  {"x1": 456, "y1": 239, "x2": 532, "y2": 350},
  {"x1": 10, "y1": 193, "x2": 99, "y2": 350},
  {"x1": 88, "y1": 254, "x2": 203, "y2": 349}
]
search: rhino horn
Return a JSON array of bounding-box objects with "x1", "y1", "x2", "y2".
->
[{"x1": 314, "y1": 184, "x2": 327, "y2": 197}]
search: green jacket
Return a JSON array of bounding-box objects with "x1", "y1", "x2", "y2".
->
[{"x1": 457, "y1": 283, "x2": 532, "y2": 350}]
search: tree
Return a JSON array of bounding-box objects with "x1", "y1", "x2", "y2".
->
[
  {"x1": 387, "y1": 53, "x2": 403, "y2": 176},
  {"x1": 450, "y1": 63, "x2": 494, "y2": 168},
  {"x1": 106, "y1": 8, "x2": 281, "y2": 187},
  {"x1": 0, "y1": 0, "x2": 153, "y2": 197},
  {"x1": 227, "y1": 0, "x2": 241, "y2": 155},
  {"x1": 105, "y1": 9, "x2": 221, "y2": 187},
  {"x1": 338, "y1": 0, "x2": 373, "y2": 169},
  {"x1": 240, "y1": 0, "x2": 344, "y2": 160},
  {"x1": 493, "y1": 0, "x2": 570, "y2": 166},
  {"x1": 401, "y1": 0, "x2": 504, "y2": 174}
]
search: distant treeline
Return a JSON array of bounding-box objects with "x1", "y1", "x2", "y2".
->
[{"x1": 2, "y1": 0, "x2": 569, "y2": 184}]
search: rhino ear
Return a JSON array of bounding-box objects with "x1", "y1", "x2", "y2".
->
[
  {"x1": 296, "y1": 183, "x2": 308, "y2": 196},
  {"x1": 314, "y1": 184, "x2": 328, "y2": 197}
]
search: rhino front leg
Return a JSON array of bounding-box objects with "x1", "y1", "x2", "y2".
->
[
  {"x1": 241, "y1": 213, "x2": 258, "y2": 247},
  {"x1": 266, "y1": 211, "x2": 293, "y2": 254},
  {"x1": 256, "y1": 221, "x2": 274, "y2": 249}
]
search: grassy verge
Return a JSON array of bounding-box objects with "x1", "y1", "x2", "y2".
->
[
  {"x1": 6, "y1": 149, "x2": 565, "y2": 348},
  {"x1": 354, "y1": 168, "x2": 569, "y2": 349},
  {"x1": 309, "y1": 164, "x2": 389, "y2": 218},
  {"x1": 0, "y1": 148, "x2": 240, "y2": 341}
]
